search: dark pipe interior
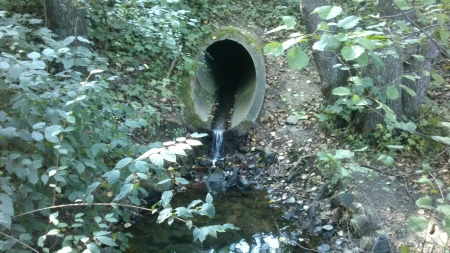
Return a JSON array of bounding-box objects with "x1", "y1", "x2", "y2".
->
[{"x1": 203, "y1": 39, "x2": 256, "y2": 130}]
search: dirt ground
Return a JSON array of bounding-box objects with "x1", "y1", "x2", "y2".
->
[{"x1": 242, "y1": 48, "x2": 450, "y2": 252}]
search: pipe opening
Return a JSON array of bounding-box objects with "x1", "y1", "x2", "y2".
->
[{"x1": 201, "y1": 39, "x2": 256, "y2": 130}]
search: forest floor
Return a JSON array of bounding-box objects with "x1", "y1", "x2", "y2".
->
[{"x1": 243, "y1": 52, "x2": 450, "y2": 252}]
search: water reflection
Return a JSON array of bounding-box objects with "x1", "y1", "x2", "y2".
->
[{"x1": 126, "y1": 187, "x2": 299, "y2": 253}]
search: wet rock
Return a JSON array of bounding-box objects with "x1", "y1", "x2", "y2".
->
[
  {"x1": 262, "y1": 149, "x2": 277, "y2": 165},
  {"x1": 317, "y1": 243, "x2": 330, "y2": 252},
  {"x1": 239, "y1": 146, "x2": 250, "y2": 153},
  {"x1": 199, "y1": 158, "x2": 212, "y2": 167},
  {"x1": 351, "y1": 213, "x2": 373, "y2": 237},
  {"x1": 286, "y1": 115, "x2": 299, "y2": 125},
  {"x1": 372, "y1": 234, "x2": 392, "y2": 253},
  {"x1": 206, "y1": 169, "x2": 226, "y2": 194},
  {"x1": 237, "y1": 176, "x2": 251, "y2": 190},
  {"x1": 140, "y1": 172, "x2": 172, "y2": 200},
  {"x1": 330, "y1": 193, "x2": 354, "y2": 209},
  {"x1": 226, "y1": 167, "x2": 240, "y2": 188}
]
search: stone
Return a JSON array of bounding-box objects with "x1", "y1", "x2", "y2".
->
[
  {"x1": 206, "y1": 169, "x2": 226, "y2": 194},
  {"x1": 317, "y1": 244, "x2": 330, "y2": 252},
  {"x1": 373, "y1": 234, "x2": 392, "y2": 253},
  {"x1": 349, "y1": 202, "x2": 365, "y2": 214},
  {"x1": 330, "y1": 193, "x2": 354, "y2": 209},
  {"x1": 237, "y1": 176, "x2": 251, "y2": 190},
  {"x1": 286, "y1": 115, "x2": 299, "y2": 125},
  {"x1": 239, "y1": 146, "x2": 250, "y2": 153},
  {"x1": 262, "y1": 149, "x2": 277, "y2": 165},
  {"x1": 360, "y1": 236, "x2": 375, "y2": 250},
  {"x1": 351, "y1": 213, "x2": 373, "y2": 237}
]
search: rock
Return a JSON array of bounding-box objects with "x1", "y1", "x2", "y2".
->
[
  {"x1": 351, "y1": 213, "x2": 373, "y2": 237},
  {"x1": 360, "y1": 234, "x2": 391, "y2": 253},
  {"x1": 140, "y1": 172, "x2": 172, "y2": 200},
  {"x1": 349, "y1": 202, "x2": 365, "y2": 214},
  {"x1": 237, "y1": 176, "x2": 251, "y2": 190},
  {"x1": 360, "y1": 236, "x2": 375, "y2": 251},
  {"x1": 373, "y1": 234, "x2": 392, "y2": 253},
  {"x1": 198, "y1": 158, "x2": 212, "y2": 167},
  {"x1": 286, "y1": 115, "x2": 299, "y2": 125},
  {"x1": 330, "y1": 193, "x2": 354, "y2": 209},
  {"x1": 226, "y1": 167, "x2": 240, "y2": 188},
  {"x1": 262, "y1": 149, "x2": 277, "y2": 165},
  {"x1": 239, "y1": 146, "x2": 250, "y2": 153},
  {"x1": 206, "y1": 169, "x2": 226, "y2": 194},
  {"x1": 317, "y1": 244, "x2": 330, "y2": 252}
]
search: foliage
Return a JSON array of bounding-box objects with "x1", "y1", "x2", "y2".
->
[
  {"x1": 265, "y1": 1, "x2": 450, "y2": 248},
  {"x1": 317, "y1": 148, "x2": 378, "y2": 190},
  {"x1": 0, "y1": 10, "x2": 236, "y2": 252}
]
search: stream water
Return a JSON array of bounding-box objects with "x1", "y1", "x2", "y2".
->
[
  {"x1": 212, "y1": 130, "x2": 224, "y2": 166},
  {"x1": 125, "y1": 187, "x2": 316, "y2": 252}
]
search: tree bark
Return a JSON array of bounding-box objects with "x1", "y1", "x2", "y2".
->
[
  {"x1": 46, "y1": 0, "x2": 88, "y2": 41},
  {"x1": 300, "y1": 0, "x2": 349, "y2": 106}
]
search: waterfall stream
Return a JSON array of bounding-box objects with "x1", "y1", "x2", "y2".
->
[{"x1": 212, "y1": 130, "x2": 224, "y2": 167}]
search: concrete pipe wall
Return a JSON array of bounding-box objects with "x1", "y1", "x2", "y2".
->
[{"x1": 181, "y1": 27, "x2": 266, "y2": 136}]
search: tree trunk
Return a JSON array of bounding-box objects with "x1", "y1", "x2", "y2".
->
[
  {"x1": 46, "y1": 0, "x2": 88, "y2": 41},
  {"x1": 300, "y1": 0, "x2": 349, "y2": 106},
  {"x1": 46, "y1": 0, "x2": 89, "y2": 75},
  {"x1": 301, "y1": 0, "x2": 440, "y2": 132}
]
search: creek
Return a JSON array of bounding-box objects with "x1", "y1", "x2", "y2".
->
[{"x1": 125, "y1": 186, "x2": 319, "y2": 252}]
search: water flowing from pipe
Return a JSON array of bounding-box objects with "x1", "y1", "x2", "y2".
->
[{"x1": 212, "y1": 130, "x2": 224, "y2": 167}]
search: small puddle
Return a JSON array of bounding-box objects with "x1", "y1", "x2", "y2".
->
[{"x1": 126, "y1": 187, "x2": 319, "y2": 252}]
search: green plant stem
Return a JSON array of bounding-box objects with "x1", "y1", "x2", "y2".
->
[
  {"x1": 13, "y1": 202, "x2": 195, "y2": 228},
  {"x1": 0, "y1": 231, "x2": 39, "y2": 253}
]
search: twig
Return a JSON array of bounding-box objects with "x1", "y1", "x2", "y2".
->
[
  {"x1": 166, "y1": 57, "x2": 178, "y2": 79},
  {"x1": 428, "y1": 172, "x2": 445, "y2": 201},
  {"x1": 433, "y1": 146, "x2": 450, "y2": 161},
  {"x1": 0, "y1": 231, "x2": 39, "y2": 253},
  {"x1": 388, "y1": 0, "x2": 450, "y2": 59}
]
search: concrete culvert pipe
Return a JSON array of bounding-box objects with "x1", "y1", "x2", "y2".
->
[{"x1": 181, "y1": 27, "x2": 266, "y2": 136}]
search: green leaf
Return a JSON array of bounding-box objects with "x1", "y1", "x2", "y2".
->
[
  {"x1": 175, "y1": 177, "x2": 189, "y2": 185},
  {"x1": 27, "y1": 52, "x2": 41, "y2": 60},
  {"x1": 115, "y1": 157, "x2": 133, "y2": 169},
  {"x1": 377, "y1": 154, "x2": 394, "y2": 167},
  {"x1": 206, "y1": 193, "x2": 213, "y2": 204},
  {"x1": 86, "y1": 242, "x2": 100, "y2": 253},
  {"x1": 264, "y1": 42, "x2": 284, "y2": 56},
  {"x1": 386, "y1": 86, "x2": 400, "y2": 100},
  {"x1": 400, "y1": 245, "x2": 412, "y2": 253},
  {"x1": 399, "y1": 85, "x2": 416, "y2": 97},
  {"x1": 31, "y1": 131, "x2": 44, "y2": 142},
  {"x1": 355, "y1": 37, "x2": 376, "y2": 50},
  {"x1": 86, "y1": 182, "x2": 101, "y2": 194},
  {"x1": 314, "y1": 6, "x2": 343, "y2": 20},
  {"x1": 432, "y1": 136, "x2": 450, "y2": 145},
  {"x1": 186, "y1": 220, "x2": 193, "y2": 230},
  {"x1": 332, "y1": 87, "x2": 352, "y2": 96},
  {"x1": 286, "y1": 47, "x2": 309, "y2": 70},
  {"x1": 44, "y1": 125, "x2": 62, "y2": 143},
  {"x1": 113, "y1": 183, "x2": 134, "y2": 201},
  {"x1": 337, "y1": 16, "x2": 362, "y2": 30},
  {"x1": 355, "y1": 53, "x2": 369, "y2": 67},
  {"x1": 282, "y1": 16, "x2": 296, "y2": 29},
  {"x1": 102, "y1": 170, "x2": 120, "y2": 185},
  {"x1": 135, "y1": 161, "x2": 150, "y2": 173},
  {"x1": 95, "y1": 236, "x2": 118, "y2": 247},
  {"x1": 407, "y1": 217, "x2": 428, "y2": 232},
  {"x1": 190, "y1": 132, "x2": 208, "y2": 138},
  {"x1": 415, "y1": 196, "x2": 433, "y2": 209},
  {"x1": 175, "y1": 207, "x2": 194, "y2": 219},
  {"x1": 443, "y1": 216, "x2": 450, "y2": 236},
  {"x1": 417, "y1": 177, "x2": 433, "y2": 185},
  {"x1": 313, "y1": 35, "x2": 341, "y2": 51},
  {"x1": 335, "y1": 149, "x2": 354, "y2": 159},
  {"x1": 160, "y1": 149, "x2": 177, "y2": 163},
  {"x1": 150, "y1": 153, "x2": 164, "y2": 167},
  {"x1": 193, "y1": 226, "x2": 209, "y2": 243},
  {"x1": 199, "y1": 203, "x2": 215, "y2": 218},
  {"x1": 157, "y1": 178, "x2": 172, "y2": 185},
  {"x1": 63, "y1": 36, "x2": 75, "y2": 46},
  {"x1": 341, "y1": 45, "x2": 365, "y2": 60},
  {"x1": 436, "y1": 205, "x2": 450, "y2": 216},
  {"x1": 161, "y1": 190, "x2": 173, "y2": 208},
  {"x1": 187, "y1": 199, "x2": 203, "y2": 209},
  {"x1": 369, "y1": 52, "x2": 384, "y2": 67},
  {"x1": 431, "y1": 72, "x2": 445, "y2": 84},
  {"x1": 394, "y1": 0, "x2": 411, "y2": 10},
  {"x1": 157, "y1": 207, "x2": 172, "y2": 223}
]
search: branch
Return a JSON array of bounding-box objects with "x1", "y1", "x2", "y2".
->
[
  {"x1": 0, "y1": 231, "x2": 39, "y2": 253},
  {"x1": 388, "y1": 0, "x2": 450, "y2": 59}
]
